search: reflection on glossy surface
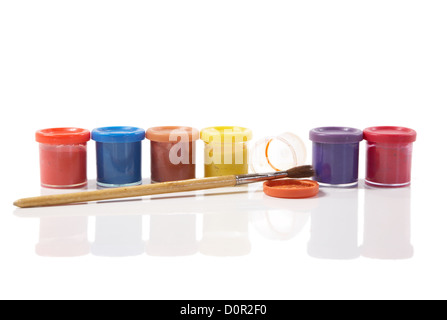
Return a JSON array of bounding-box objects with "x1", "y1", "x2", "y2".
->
[
  {"x1": 36, "y1": 217, "x2": 90, "y2": 257},
  {"x1": 200, "y1": 212, "x2": 251, "y2": 257},
  {"x1": 147, "y1": 214, "x2": 198, "y2": 256},
  {"x1": 251, "y1": 210, "x2": 309, "y2": 241},
  {"x1": 250, "y1": 184, "x2": 316, "y2": 241},
  {"x1": 91, "y1": 216, "x2": 145, "y2": 257},
  {"x1": 36, "y1": 187, "x2": 90, "y2": 257},
  {"x1": 17, "y1": 181, "x2": 414, "y2": 260},
  {"x1": 362, "y1": 186, "x2": 413, "y2": 260},
  {"x1": 308, "y1": 188, "x2": 360, "y2": 260}
]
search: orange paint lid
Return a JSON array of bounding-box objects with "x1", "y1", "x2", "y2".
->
[
  {"x1": 146, "y1": 126, "x2": 200, "y2": 143},
  {"x1": 263, "y1": 179, "x2": 319, "y2": 199}
]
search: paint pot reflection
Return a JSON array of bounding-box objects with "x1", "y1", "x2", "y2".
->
[
  {"x1": 36, "y1": 216, "x2": 90, "y2": 257},
  {"x1": 250, "y1": 191, "x2": 317, "y2": 241},
  {"x1": 361, "y1": 186, "x2": 413, "y2": 260},
  {"x1": 200, "y1": 212, "x2": 251, "y2": 257},
  {"x1": 147, "y1": 214, "x2": 198, "y2": 257},
  {"x1": 91, "y1": 216, "x2": 145, "y2": 257},
  {"x1": 36, "y1": 187, "x2": 90, "y2": 257},
  {"x1": 251, "y1": 210, "x2": 309, "y2": 241},
  {"x1": 308, "y1": 188, "x2": 360, "y2": 260}
]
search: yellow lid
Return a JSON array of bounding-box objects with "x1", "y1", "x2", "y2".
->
[{"x1": 200, "y1": 126, "x2": 253, "y2": 143}]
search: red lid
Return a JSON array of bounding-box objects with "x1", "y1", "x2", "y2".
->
[
  {"x1": 36, "y1": 128, "x2": 91, "y2": 145},
  {"x1": 146, "y1": 126, "x2": 199, "y2": 143},
  {"x1": 263, "y1": 179, "x2": 319, "y2": 199},
  {"x1": 363, "y1": 126, "x2": 416, "y2": 144}
]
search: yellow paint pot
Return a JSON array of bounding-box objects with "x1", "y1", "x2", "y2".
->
[{"x1": 201, "y1": 126, "x2": 253, "y2": 177}]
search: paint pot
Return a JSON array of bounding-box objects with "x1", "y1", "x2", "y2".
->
[
  {"x1": 146, "y1": 126, "x2": 199, "y2": 183},
  {"x1": 364, "y1": 126, "x2": 417, "y2": 187},
  {"x1": 250, "y1": 132, "x2": 306, "y2": 173},
  {"x1": 310, "y1": 127, "x2": 363, "y2": 187},
  {"x1": 36, "y1": 128, "x2": 90, "y2": 189},
  {"x1": 200, "y1": 126, "x2": 252, "y2": 177},
  {"x1": 92, "y1": 126, "x2": 145, "y2": 188}
]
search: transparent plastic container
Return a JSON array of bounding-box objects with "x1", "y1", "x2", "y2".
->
[{"x1": 250, "y1": 132, "x2": 306, "y2": 173}]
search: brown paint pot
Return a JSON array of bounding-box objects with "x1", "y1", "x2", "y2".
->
[{"x1": 146, "y1": 126, "x2": 199, "y2": 183}]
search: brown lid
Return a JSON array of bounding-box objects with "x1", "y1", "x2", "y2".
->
[{"x1": 146, "y1": 126, "x2": 200, "y2": 143}]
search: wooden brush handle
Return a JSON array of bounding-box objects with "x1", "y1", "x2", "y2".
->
[{"x1": 14, "y1": 176, "x2": 237, "y2": 208}]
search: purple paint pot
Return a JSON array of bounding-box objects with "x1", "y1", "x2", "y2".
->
[{"x1": 310, "y1": 127, "x2": 363, "y2": 187}]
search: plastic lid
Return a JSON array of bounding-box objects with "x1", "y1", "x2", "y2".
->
[
  {"x1": 309, "y1": 127, "x2": 363, "y2": 144},
  {"x1": 364, "y1": 126, "x2": 417, "y2": 143},
  {"x1": 36, "y1": 128, "x2": 90, "y2": 145},
  {"x1": 92, "y1": 126, "x2": 146, "y2": 143},
  {"x1": 263, "y1": 179, "x2": 319, "y2": 199},
  {"x1": 146, "y1": 126, "x2": 199, "y2": 143},
  {"x1": 250, "y1": 132, "x2": 307, "y2": 173},
  {"x1": 201, "y1": 126, "x2": 253, "y2": 143}
]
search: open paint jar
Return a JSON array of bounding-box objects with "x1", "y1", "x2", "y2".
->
[
  {"x1": 146, "y1": 126, "x2": 199, "y2": 183},
  {"x1": 250, "y1": 132, "x2": 306, "y2": 173},
  {"x1": 201, "y1": 126, "x2": 252, "y2": 177},
  {"x1": 92, "y1": 126, "x2": 145, "y2": 188},
  {"x1": 364, "y1": 126, "x2": 417, "y2": 187},
  {"x1": 36, "y1": 128, "x2": 90, "y2": 189},
  {"x1": 310, "y1": 127, "x2": 363, "y2": 187}
]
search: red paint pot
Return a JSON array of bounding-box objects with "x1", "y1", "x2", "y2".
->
[
  {"x1": 364, "y1": 126, "x2": 417, "y2": 188},
  {"x1": 36, "y1": 128, "x2": 90, "y2": 189}
]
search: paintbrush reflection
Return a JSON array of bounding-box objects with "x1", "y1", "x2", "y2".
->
[{"x1": 22, "y1": 182, "x2": 412, "y2": 259}]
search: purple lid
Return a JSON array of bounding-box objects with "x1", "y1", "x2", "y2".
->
[{"x1": 309, "y1": 127, "x2": 363, "y2": 144}]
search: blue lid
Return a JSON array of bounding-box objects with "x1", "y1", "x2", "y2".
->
[
  {"x1": 310, "y1": 127, "x2": 363, "y2": 144},
  {"x1": 92, "y1": 126, "x2": 146, "y2": 143}
]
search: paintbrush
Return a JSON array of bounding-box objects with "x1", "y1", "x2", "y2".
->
[{"x1": 13, "y1": 165, "x2": 314, "y2": 208}]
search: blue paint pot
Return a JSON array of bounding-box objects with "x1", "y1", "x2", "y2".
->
[
  {"x1": 309, "y1": 127, "x2": 363, "y2": 187},
  {"x1": 92, "y1": 126, "x2": 146, "y2": 188}
]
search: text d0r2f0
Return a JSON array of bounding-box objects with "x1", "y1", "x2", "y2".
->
[{"x1": 180, "y1": 304, "x2": 267, "y2": 317}]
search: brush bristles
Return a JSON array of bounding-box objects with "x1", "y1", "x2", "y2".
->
[{"x1": 286, "y1": 165, "x2": 315, "y2": 179}]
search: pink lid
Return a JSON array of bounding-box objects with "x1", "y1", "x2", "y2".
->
[{"x1": 364, "y1": 126, "x2": 417, "y2": 144}]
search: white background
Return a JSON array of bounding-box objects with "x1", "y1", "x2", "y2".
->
[{"x1": 1, "y1": 1, "x2": 446, "y2": 300}]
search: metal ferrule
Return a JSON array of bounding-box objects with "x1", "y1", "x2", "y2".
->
[{"x1": 235, "y1": 171, "x2": 288, "y2": 185}]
